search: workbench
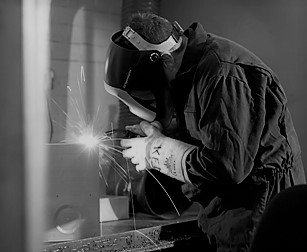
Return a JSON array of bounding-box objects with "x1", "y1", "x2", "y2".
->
[{"x1": 43, "y1": 203, "x2": 208, "y2": 252}]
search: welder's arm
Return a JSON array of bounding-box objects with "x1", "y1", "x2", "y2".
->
[{"x1": 121, "y1": 121, "x2": 196, "y2": 183}]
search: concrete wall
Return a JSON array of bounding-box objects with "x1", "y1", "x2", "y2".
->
[
  {"x1": 49, "y1": 0, "x2": 122, "y2": 142},
  {"x1": 161, "y1": 0, "x2": 307, "y2": 177},
  {"x1": 0, "y1": 2, "x2": 25, "y2": 251}
]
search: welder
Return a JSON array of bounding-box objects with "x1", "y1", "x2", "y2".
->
[{"x1": 104, "y1": 12, "x2": 306, "y2": 251}]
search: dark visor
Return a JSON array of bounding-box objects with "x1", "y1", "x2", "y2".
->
[{"x1": 104, "y1": 31, "x2": 174, "y2": 127}]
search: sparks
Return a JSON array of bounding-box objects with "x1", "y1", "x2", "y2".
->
[
  {"x1": 48, "y1": 65, "x2": 130, "y2": 190},
  {"x1": 48, "y1": 66, "x2": 180, "y2": 231},
  {"x1": 77, "y1": 132, "x2": 99, "y2": 149}
]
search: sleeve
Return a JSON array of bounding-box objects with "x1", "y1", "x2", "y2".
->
[{"x1": 185, "y1": 73, "x2": 266, "y2": 188}]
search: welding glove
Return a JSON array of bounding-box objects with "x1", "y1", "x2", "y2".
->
[
  {"x1": 125, "y1": 121, "x2": 162, "y2": 137},
  {"x1": 121, "y1": 121, "x2": 195, "y2": 183}
]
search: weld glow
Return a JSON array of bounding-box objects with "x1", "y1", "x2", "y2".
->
[{"x1": 77, "y1": 133, "x2": 99, "y2": 149}]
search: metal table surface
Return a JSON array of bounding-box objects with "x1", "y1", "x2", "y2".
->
[{"x1": 43, "y1": 203, "x2": 206, "y2": 251}]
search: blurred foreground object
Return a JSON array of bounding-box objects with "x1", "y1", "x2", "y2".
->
[{"x1": 250, "y1": 184, "x2": 307, "y2": 252}]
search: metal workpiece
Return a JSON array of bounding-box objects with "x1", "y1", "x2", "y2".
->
[{"x1": 43, "y1": 217, "x2": 205, "y2": 252}]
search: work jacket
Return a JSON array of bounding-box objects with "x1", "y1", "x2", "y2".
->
[{"x1": 170, "y1": 22, "x2": 306, "y2": 251}]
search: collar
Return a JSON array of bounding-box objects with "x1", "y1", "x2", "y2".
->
[{"x1": 177, "y1": 22, "x2": 208, "y2": 75}]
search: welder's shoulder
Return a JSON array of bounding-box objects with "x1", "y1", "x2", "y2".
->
[{"x1": 203, "y1": 33, "x2": 269, "y2": 71}]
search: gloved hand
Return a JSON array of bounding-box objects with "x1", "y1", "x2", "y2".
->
[
  {"x1": 125, "y1": 121, "x2": 162, "y2": 137},
  {"x1": 121, "y1": 121, "x2": 196, "y2": 183}
]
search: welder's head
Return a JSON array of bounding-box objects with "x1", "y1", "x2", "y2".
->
[{"x1": 104, "y1": 13, "x2": 184, "y2": 127}]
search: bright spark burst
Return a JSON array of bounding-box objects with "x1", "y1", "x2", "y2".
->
[
  {"x1": 48, "y1": 64, "x2": 130, "y2": 187},
  {"x1": 63, "y1": 121, "x2": 105, "y2": 151},
  {"x1": 77, "y1": 131, "x2": 99, "y2": 149}
]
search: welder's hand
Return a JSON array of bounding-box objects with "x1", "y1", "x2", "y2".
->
[
  {"x1": 121, "y1": 121, "x2": 162, "y2": 171},
  {"x1": 125, "y1": 121, "x2": 162, "y2": 137},
  {"x1": 121, "y1": 121, "x2": 196, "y2": 183}
]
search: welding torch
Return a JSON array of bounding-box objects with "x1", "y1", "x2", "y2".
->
[{"x1": 104, "y1": 128, "x2": 142, "y2": 139}]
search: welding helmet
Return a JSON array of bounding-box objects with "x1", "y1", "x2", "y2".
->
[{"x1": 104, "y1": 21, "x2": 184, "y2": 127}]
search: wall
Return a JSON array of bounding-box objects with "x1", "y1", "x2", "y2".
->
[
  {"x1": 49, "y1": 0, "x2": 122, "y2": 143},
  {"x1": 0, "y1": 2, "x2": 24, "y2": 250},
  {"x1": 161, "y1": 0, "x2": 307, "y2": 177}
]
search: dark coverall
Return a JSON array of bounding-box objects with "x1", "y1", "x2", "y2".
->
[{"x1": 169, "y1": 22, "x2": 306, "y2": 251}]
